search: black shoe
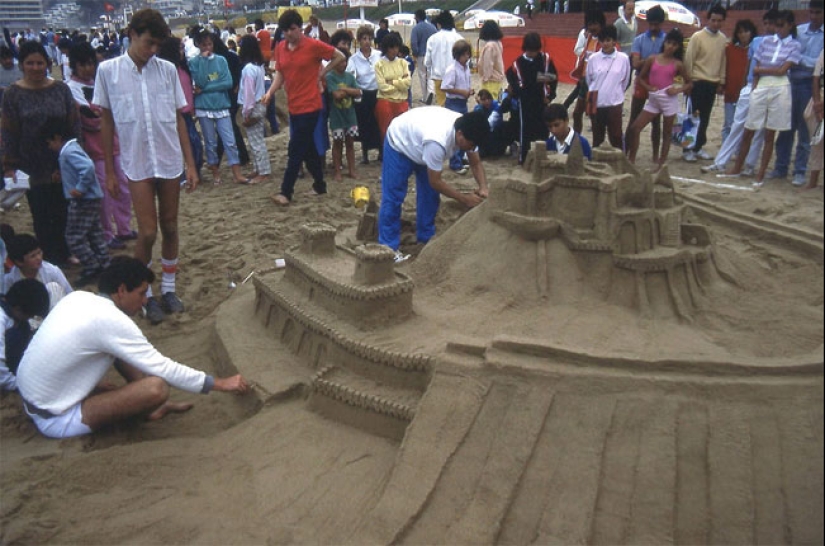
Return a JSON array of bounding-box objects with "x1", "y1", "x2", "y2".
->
[
  {"x1": 425, "y1": 93, "x2": 434, "y2": 105},
  {"x1": 144, "y1": 296, "x2": 165, "y2": 324},
  {"x1": 160, "y1": 292, "x2": 185, "y2": 314}
]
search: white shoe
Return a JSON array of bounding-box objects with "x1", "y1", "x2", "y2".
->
[
  {"x1": 695, "y1": 150, "x2": 714, "y2": 160},
  {"x1": 792, "y1": 173, "x2": 807, "y2": 187},
  {"x1": 701, "y1": 163, "x2": 723, "y2": 173},
  {"x1": 455, "y1": 166, "x2": 469, "y2": 175},
  {"x1": 393, "y1": 251, "x2": 410, "y2": 264},
  {"x1": 741, "y1": 166, "x2": 755, "y2": 177},
  {"x1": 752, "y1": 180, "x2": 764, "y2": 190},
  {"x1": 683, "y1": 150, "x2": 697, "y2": 162}
]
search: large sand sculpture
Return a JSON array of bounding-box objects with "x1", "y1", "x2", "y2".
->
[{"x1": 227, "y1": 140, "x2": 823, "y2": 544}]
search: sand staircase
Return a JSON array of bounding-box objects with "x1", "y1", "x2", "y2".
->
[{"x1": 354, "y1": 344, "x2": 825, "y2": 545}]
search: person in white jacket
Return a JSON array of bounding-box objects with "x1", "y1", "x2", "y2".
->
[
  {"x1": 424, "y1": 10, "x2": 463, "y2": 106},
  {"x1": 16, "y1": 257, "x2": 250, "y2": 439}
]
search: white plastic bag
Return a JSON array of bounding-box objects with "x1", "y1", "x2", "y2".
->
[
  {"x1": 1, "y1": 171, "x2": 30, "y2": 209},
  {"x1": 672, "y1": 97, "x2": 701, "y2": 151}
]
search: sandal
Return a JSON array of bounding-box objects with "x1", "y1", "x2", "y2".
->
[{"x1": 270, "y1": 194, "x2": 290, "y2": 206}]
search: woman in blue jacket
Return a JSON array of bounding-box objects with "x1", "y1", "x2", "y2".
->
[{"x1": 188, "y1": 29, "x2": 248, "y2": 184}]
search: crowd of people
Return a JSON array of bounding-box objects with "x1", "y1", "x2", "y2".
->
[{"x1": 0, "y1": 1, "x2": 822, "y2": 440}]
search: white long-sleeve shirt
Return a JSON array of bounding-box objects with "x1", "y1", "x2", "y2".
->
[
  {"x1": 17, "y1": 291, "x2": 211, "y2": 415},
  {"x1": 424, "y1": 29, "x2": 463, "y2": 80}
]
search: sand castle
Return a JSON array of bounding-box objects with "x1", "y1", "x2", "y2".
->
[{"x1": 237, "y1": 141, "x2": 823, "y2": 544}]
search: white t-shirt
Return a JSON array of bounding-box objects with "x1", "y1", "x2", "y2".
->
[
  {"x1": 0, "y1": 306, "x2": 17, "y2": 391},
  {"x1": 3, "y1": 261, "x2": 72, "y2": 297},
  {"x1": 387, "y1": 107, "x2": 461, "y2": 171}
]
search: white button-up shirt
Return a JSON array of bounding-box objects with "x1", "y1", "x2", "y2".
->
[
  {"x1": 93, "y1": 54, "x2": 188, "y2": 181},
  {"x1": 425, "y1": 29, "x2": 464, "y2": 80}
]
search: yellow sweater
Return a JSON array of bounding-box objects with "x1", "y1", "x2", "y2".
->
[
  {"x1": 375, "y1": 57, "x2": 412, "y2": 102},
  {"x1": 684, "y1": 28, "x2": 727, "y2": 85}
]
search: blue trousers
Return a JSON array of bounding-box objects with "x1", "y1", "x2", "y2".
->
[
  {"x1": 264, "y1": 79, "x2": 280, "y2": 134},
  {"x1": 281, "y1": 110, "x2": 326, "y2": 200},
  {"x1": 199, "y1": 115, "x2": 239, "y2": 167},
  {"x1": 378, "y1": 140, "x2": 440, "y2": 251},
  {"x1": 774, "y1": 78, "x2": 812, "y2": 177},
  {"x1": 445, "y1": 97, "x2": 467, "y2": 170}
]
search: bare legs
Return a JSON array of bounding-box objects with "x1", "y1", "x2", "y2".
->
[
  {"x1": 331, "y1": 137, "x2": 357, "y2": 182},
  {"x1": 728, "y1": 128, "x2": 776, "y2": 184},
  {"x1": 129, "y1": 178, "x2": 180, "y2": 268}
]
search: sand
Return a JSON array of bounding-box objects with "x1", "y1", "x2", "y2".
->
[{"x1": 0, "y1": 81, "x2": 822, "y2": 545}]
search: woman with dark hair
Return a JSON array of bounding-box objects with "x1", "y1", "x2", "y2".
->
[
  {"x1": 721, "y1": 19, "x2": 758, "y2": 143},
  {"x1": 238, "y1": 35, "x2": 271, "y2": 185},
  {"x1": 347, "y1": 25, "x2": 382, "y2": 164},
  {"x1": 157, "y1": 36, "x2": 203, "y2": 182},
  {"x1": 1, "y1": 40, "x2": 78, "y2": 265},
  {"x1": 478, "y1": 20, "x2": 504, "y2": 99},
  {"x1": 374, "y1": 32, "x2": 411, "y2": 143}
]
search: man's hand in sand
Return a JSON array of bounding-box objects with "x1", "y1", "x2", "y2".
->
[{"x1": 213, "y1": 374, "x2": 251, "y2": 394}]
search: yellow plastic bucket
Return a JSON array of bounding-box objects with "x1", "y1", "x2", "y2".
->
[{"x1": 351, "y1": 185, "x2": 370, "y2": 208}]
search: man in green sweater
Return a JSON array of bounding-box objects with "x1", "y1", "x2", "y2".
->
[{"x1": 683, "y1": 4, "x2": 727, "y2": 162}]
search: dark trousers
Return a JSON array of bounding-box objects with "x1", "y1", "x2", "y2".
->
[
  {"x1": 281, "y1": 110, "x2": 326, "y2": 201},
  {"x1": 66, "y1": 198, "x2": 109, "y2": 275},
  {"x1": 26, "y1": 182, "x2": 69, "y2": 265},
  {"x1": 774, "y1": 77, "x2": 812, "y2": 176},
  {"x1": 591, "y1": 104, "x2": 624, "y2": 150},
  {"x1": 689, "y1": 80, "x2": 718, "y2": 153}
]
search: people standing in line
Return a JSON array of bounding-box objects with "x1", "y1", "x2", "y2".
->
[
  {"x1": 374, "y1": 32, "x2": 411, "y2": 144},
  {"x1": 801, "y1": 49, "x2": 823, "y2": 191},
  {"x1": 725, "y1": 9, "x2": 802, "y2": 188},
  {"x1": 1, "y1": 41, "x2": 77, "y2": 266},
  {"x1": 627, "y1": 29, "x2": 692, "y2": 167},
  {"x1": 626, "y1": 5, "x2": 665, "y2": 163},
  {"x1": 157, "y1": 36, "x2": 204, "y2": 183},
  {"x1": 615, "y1": 1, "x2": 638, "y2": 54},
  {"x1": 66, "y1": 42, "x2": 134, "y2": 251},
  {"x1": 721, "y1": 19, "x2": 757, "y2": 144},
  {"x1": 347, "y1": 25, "x2": 382, "y2": 165},
  {"x1": 425, "y1": 10, "x2": 464, "y2": 107},
  {"x1": 237, "y1": 35, "x2": 271, "y2": 185},
  {"x1": 94, "y1": 9, "x2": 200, "y2": 324},
  {"x1": 506, "y1": 32, "x2": 558, "y2": 164},
  {"x1": 566, "y1": 9, "x2": 604, "y2": 136},
  {"x1": 586, "y1": 25, "x2": 631, "y2": 150},
  {"x1": 188, "y1": 29, "x2": 248, "y2": 186},
  {"x1": 326, "y1": 47, "x2": 361, "y2": 182},
  {"x1": 703, "y1": 10, "x2": 776, "y2": 177},
  {"x1": 410, "y1": 9, "x2": 437, "y2": 104},
  {"x1": 478, "y1": 20, "x2": 505, "y2": 99},
  {"x1": 264, "y1": 10, "x2": 345, "y2": 206},
  {"x1": 772, "y1": 1, "x2": 823, "y2": 186},
  {"x1": 682, "y1": 4, "x2": 728, "y2": 162}
]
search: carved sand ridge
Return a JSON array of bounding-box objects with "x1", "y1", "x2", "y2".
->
[{"x1": 225, "y1": 138, "x2": 823, "y2": 543}]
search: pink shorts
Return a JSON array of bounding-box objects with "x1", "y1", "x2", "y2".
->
[{"x1": 643, "y1": 90, "x2": 679, "y2": 117}]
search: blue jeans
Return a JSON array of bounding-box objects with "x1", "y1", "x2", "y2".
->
[
  {"x1": 378, "y1": 140, "x2": 440, "y2": 251},
  {"x1": 774, "y1": 78, "x2": 812, "y2": 176},
  {"x1": 721, "y1": 101, "x2": 736, "y2": 144},
  {"x1": 182, "y1": 113, "x2": 203, "y2": 179},
  {"x1": 264, "y1": 79, "x2": 280, "y2": 134},
  {"x1": 445, "y1": 97, "x2": 468, "y2": 170},
  {"x1": 281, "y1": 110, "x2": 326, "y2": 200},
  {"x1": 199, "y1": 115, "x2": 239, "y2": 167}
]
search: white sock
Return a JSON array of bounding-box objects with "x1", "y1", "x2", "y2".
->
[
  {"x1": 161, "y1": 258, "x2": 178, "y2": 295},
  {"x1": 146, "y1": 261, "x2": 154, "y2": 298}
]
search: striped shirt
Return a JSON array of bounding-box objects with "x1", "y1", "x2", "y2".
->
[{"x1": 753, "y1": 34, "x2": 802, "y2": 71}]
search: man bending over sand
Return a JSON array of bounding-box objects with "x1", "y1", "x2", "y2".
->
[{"x1": 16, "y1": 257, "x2": 249, "y2": 439}]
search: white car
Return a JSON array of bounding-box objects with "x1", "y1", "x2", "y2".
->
[
  {"x1": 336, "y1": 18, "x2": 376, "y2": 30},
  {"x1": 386, "y1": 13, "x2": 416, "y2": 27},
  {"x1": 424, "y1": 8, "x2": 459, "y2": 19},
  {"x1": 463, "y1": 10, "x2": 525, "y2": 30}
]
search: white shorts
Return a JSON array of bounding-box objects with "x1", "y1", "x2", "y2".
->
[
  {"x1": 24, "y1": 400, "x2": 93, "y2": 439},
  {"x1": 746, "y1": 85, "x2": 792, "y2": 132},
  {"x1": 643, "y1": 90, "x2": 680, "y2": 117}
]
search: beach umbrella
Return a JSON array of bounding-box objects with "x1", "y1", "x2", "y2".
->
[{"x1": 635, "y1": 1, "x2": 701, "y2": 27}]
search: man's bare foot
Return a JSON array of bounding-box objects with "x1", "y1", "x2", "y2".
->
[{"x1": 147, "y1": 401, "x2": 194, "y2": 421}]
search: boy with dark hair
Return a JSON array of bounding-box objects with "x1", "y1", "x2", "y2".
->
[
  {"x1": 4, "y1": 234, "x2": 72, "y2": 302},
  {"x1": 378, "y1": 108, "x2": 489, "y2": 263},
  {"x1": 94, "y1": 8, "x2": 200, "y2": 324},
  {"x1": 16, "y1": 256, "x2": 250, "y2": 439},
  {"x1": 42, "y1": 117, "x2": 110, "y2": 286},
  {"x1": 585, "y1": 25, "x2": 631, "y2": 150},
  {"x1": 543, "y1": 104, "x2": 592, "y2": 160},
  {"x1": 626, "y1": 4, "x2": 665, "y2": 163},
  {"x1": 473, "y1": 89, "x2": 507, "y2": 158},
  {"x1": 0, "y1": 278, "x2": 50, "y2": 391},
  {"x1": 683, "y1": 4, "x2": 728, "y2": 162}
]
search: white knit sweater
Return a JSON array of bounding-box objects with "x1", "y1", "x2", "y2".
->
[{"x1": 17, "y1": 291, "x2": 209, "y2": 415}]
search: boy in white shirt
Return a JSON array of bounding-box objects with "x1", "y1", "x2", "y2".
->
[{"x1": 3, "y1": 234, "x2": 72, "y2": 307}]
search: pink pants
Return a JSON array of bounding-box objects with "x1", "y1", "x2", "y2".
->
[{"x1": 93, "y1": 156, "x2": 133, "y2": 241}]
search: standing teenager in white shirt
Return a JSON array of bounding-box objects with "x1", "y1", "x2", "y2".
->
[{"x1": 94, "y1": 9, "x2": 199, "y2": 325}]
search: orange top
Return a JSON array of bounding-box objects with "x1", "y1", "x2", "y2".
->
[
  {"x1": 257, "y1": 29, "x2": 272, "y2": 62},
  {"x1": 724, "y1": 43, "x2": 749, "y2": 103}
]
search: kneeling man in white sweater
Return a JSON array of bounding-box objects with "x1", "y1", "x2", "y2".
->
[{"x1": 16, "y1": 257, "x2": 250, "y2": 439}]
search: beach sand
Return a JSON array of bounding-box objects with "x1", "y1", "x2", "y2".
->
[{"x1": 1, "y1": 81, "x2": 822, "y2": 544}]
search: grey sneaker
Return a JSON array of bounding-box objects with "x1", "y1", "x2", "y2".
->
[
  {"x1": 792, "y1": 173, "x2": 807, "y2": 187},
  {"x1": 683, "y1": 150, "x2": 697, "y2": 162},
  {"x1": 695, "y1": 150, "x2": 714, "y2": 160},
  {"x1": 144, "y1": 297, "x2": 165, "y2": 324},
  {"x1": 393, "y1": 251, "x2": 410, "y2": 264},
  {"x1": 160, "y1": 292, "x2": 185, "y2": 314},
  {"x1": 701, "y1": 163, "x2": 723, "y2": 173}
]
